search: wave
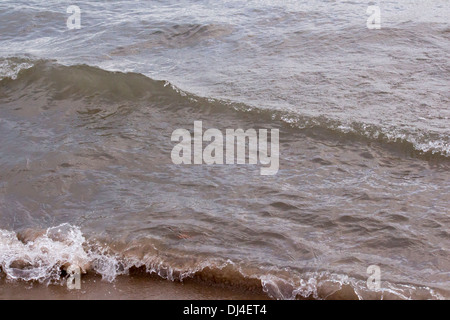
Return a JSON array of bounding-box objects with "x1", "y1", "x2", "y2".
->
[
  {"x1": 0, "y1": 57, "x2": 448, "y2": 159},
  {"x1": 0, "y1": 224, "x2": 444, "y2": 300}
]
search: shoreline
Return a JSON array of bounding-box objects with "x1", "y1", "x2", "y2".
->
[{"x1": 0, "y1": 274, "x2": 271, "y2": 300}]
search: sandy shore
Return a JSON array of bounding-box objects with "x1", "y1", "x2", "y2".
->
[{"x1": 0, "y1": 274, "x2": 270, "y2": 300}]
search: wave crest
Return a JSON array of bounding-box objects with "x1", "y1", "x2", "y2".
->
[
  {"x1": 0, "y1": 58, "x2": 34, "y2": 81},
  {"x1": 1, "y1": 58, "x2": 448, "y2": 158}
]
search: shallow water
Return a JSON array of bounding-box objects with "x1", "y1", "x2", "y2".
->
[{"x1": 0, "y1": 1, "x2": 449, "y2": 299}]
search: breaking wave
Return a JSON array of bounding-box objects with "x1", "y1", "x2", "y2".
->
[{"x1": 0, "y1": 224, "x2": 444, "y2": 300}]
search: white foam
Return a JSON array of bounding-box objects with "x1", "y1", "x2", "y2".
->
[
  {"x1": 0, "y1": 224, "x2": 120, "y2": 283},
  {"x1": 0, "y1": 59, "x2": 33, "y2": 81}
]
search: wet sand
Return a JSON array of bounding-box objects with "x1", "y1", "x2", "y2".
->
[{"x1": 0, "y1": 274, "x2": 270, "y2": 300}]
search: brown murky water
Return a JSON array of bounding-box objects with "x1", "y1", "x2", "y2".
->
[{"x1": 0, "y1": 0, "x2": 449, "y2": 299}]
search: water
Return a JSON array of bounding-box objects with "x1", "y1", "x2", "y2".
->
[{"x1": 0, "y1": 0, "x2": 449, "y2": 299}]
